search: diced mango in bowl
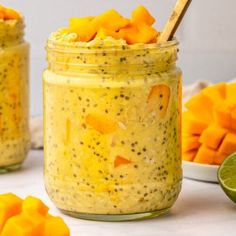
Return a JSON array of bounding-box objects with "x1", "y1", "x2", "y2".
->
[
  {"x1": 65, "y1": 5, "x2": 160, "y2": 44},
  {"x1": 182, "y1": 82, "x2": 236, "y2": 165},
  {"x1": 0, "y1": 193, "x2": 70, "y2": 236}
]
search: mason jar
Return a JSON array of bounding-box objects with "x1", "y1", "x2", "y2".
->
[
  {"x1": 0, "y1": 18, "x2": 30, "y2": 172},
  {"x1": 43, "y1": 38, "x2": 182, "y2": 221}
]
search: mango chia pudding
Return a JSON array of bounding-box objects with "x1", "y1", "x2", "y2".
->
[
  {"x1": 0, "y1": 5, "x2": 30, "y2": 172},
  {"x1": 43, "y1": 6, "x2": 182, "y2": 221}
]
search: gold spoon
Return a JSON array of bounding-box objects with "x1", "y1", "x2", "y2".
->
[{"x1": 158, "y1": 0, "x2": 192, "y2": 43}]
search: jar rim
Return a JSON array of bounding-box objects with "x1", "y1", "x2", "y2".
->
[{"x1": 47, "y1": 36, "x2": 179, "y2": 54}]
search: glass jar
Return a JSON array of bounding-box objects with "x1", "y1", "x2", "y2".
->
[
  {"x1": 43, "y1": 38, "x2": 182, "y2": 221},
  {"x1": 0, "y1": 19, "x2": 30, "y2": 172}
]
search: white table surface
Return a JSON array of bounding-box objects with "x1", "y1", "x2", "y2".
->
[{"x1": 0, "y1": 150, "x2": 235, "y2": 236}]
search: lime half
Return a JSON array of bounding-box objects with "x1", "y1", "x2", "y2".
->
[{"x1": 218, "y1": 153, "x2": 236, "y2": 203}]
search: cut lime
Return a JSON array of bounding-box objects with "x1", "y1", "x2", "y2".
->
[{"x1": 218, "y1": 153, "x2": 236, "y2": 203}]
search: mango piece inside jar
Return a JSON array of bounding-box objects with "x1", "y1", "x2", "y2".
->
[{"x1": 146, "y1": 84, "x2": 171, "y2": 118}]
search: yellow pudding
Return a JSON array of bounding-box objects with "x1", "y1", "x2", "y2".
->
[
  {"x1": 0, "y1": 6, "x2": 30, "y2": 172},
  {"x1": 43, "y1": 7, "x2": 182, "y2": 221}
]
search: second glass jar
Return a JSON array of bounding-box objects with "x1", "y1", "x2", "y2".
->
[{"x1": 0, "y1": 18, "x2": 30, "y2": 172}]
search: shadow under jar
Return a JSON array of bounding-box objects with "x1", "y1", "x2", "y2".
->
[
  {"x1": 0, "y1": 19, "x2": 30, "y2": 173},
  {"x1": 43, "y1": 38, "x2": 182, "y2": 221}
]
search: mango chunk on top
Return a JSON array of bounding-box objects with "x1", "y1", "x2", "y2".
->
[
  {"x1": 0, "y1": 5, "x2": 21, "y2": 20},
  {"x1": 96, "y1": 28, "x2": 121, "y2": 40},
  {"x1": 131, "y1": 5, "x2": 155, "y2": 26},
  {"x1": 226, "y1": 83, "x2": 236, "y2": 101},
  {"x1": 66, "y1": 6, "x2": 159, "y2": 44},
  {"x1": 69, "y1": 17, "x2": 96, "y2": 42},
  {"x1": 94, "y1": 9, "x2": 129, "y2": 31},
  {"x1": 119, "y1": 23, "x2": 159, "y2": 44},
  {"x1": 182, "y1": 112, "x2": 208, "y2": 135}
]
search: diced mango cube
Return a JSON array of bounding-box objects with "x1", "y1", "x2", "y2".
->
[
  {"x1": 199, "y1": 125, "x2": 227, "y2": 150},
  {"x1": 94, "y1": 9, "x2": 129, "y2": 31},
  {"x1": 193, "y1": 145, "x2": 215, "y2": 164},
  {"x1": 22, "y1": 196, "x2": 49, "y2": 216},
  {"x1": 213, "y1": 101, "x2": 234, "y2": 129},
  {"x1": 226, "y1": 83, "x2": 236, "y2": 101},
  {"x1": 131, "y1": 5, "x2": 155, "y2": 25},
  {"x1": 0, "y1": 6, "x2": 5, "y2": 19},
  {"x1": 0, "y1": 12, "x2": 4, "y2": 19},
  {"x1": 182, "y1": 150, "x2": 197, "y2": 162},
  {"x1": 214, "y1": 152, "x2": 227, "y2": 165},
  {"x1": 0, "y1": 193, "x2": 70, "y2": 235},
  {"x1": 182, "y1": 112, "x2": 208, "y2": 135},
  {"x1": 96, "y1": 28, "x2": 121, "y2": 40},
  {"x1": 4, "y1": 8, "x2": 21, "y2": 20},
  {"x1": 44, "y1": 216, "x2": 70, "y2": 236},
  {"x1": 85, "y1": 112, "x2": 118, "y2": 134},
  {"x1": 219, "y1": 133, "x2": 236, "y2": 155},
  {"x1": 0, "y1": 5, "x2": 6, "y2": 13},
  {"x1": 69, "y1": 17, "x2": 96, "y2": 42},
  {"x1": 118, "y1": 24, "x2": 138, "y2": 44},
  {"x1": 182, "y1": 135, "x2": 201, "y2": 152},
  {"x1": 1, "y1": 215, "x2": 39, "y2": 236},
  {"x1": 230, "y1": 106, "x2": 236, "y2": 131},
  {"x1": 0, "y1": 193, "x2": 22, "y2": 230},
  {"x1": 201, "y1": 82, "x2": 226, "y2": 103},
  {"x1": 185, "y1": 93, "x2": 213, "y2": 123}
]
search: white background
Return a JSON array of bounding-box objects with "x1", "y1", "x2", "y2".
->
[{"x1": 1, "y1": 0, "x2": 236, "y2": 116}]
